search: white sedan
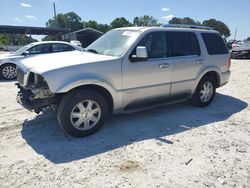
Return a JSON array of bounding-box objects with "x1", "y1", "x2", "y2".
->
[{"x1": 0, "y1": 41, "x2": 83, "y2": 80}]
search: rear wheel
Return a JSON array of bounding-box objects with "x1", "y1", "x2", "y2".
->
[
  {"x1": 191, "y1": 76, "x2": 216, "y2": 107},
  {"x1": 0, "y1": 64, "x2": 17, "y2": 80},
  {"x1": 57, "y1": 89, "x2": 109, "y2": 137}
]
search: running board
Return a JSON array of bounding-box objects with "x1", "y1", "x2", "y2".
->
[{"x1": 123, "y1": 95, "x2": 191, "y2": 114}]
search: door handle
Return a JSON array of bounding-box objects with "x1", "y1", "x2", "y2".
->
[
  {"x1": 159, "y1": 63, "x2": 170, "y2": 68},
  {"x1": 196, "y1": 59, "x2": 204, "y2": 64}
]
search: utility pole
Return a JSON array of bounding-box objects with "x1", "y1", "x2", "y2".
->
[
  {"x1": 53, "y1": 2, "x2": 57, "y2": 27},
  {"x1": 234, "y1": 28, "x2": 237, "y2": 41}
]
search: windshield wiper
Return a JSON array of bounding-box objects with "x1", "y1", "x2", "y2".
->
[{"x1": 86, "y1": 49, "x2": 98, "y2": 54}]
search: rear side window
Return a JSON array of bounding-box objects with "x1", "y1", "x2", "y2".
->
[
  {"x1": 168, "y1": 32, "x2": 200, "y2": 57},
  {"x1": 52, "y1": 43, "x2": 74, "y2": 52},
  {"x1": 201, "y1": 33, "x2": 228, "y2": 55}
]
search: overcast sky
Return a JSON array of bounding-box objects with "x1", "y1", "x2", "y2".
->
[{"x1": 0, "y1": 0, "x2": 249, "y2": 40}]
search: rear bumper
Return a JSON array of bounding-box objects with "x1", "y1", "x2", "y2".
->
[{"x1": 220, "y1": 71, "x2": 231, "y2": 87}]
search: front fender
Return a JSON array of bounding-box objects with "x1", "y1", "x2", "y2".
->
[
  {"x1": 47, "y1": 76, "x2": 123, "y2": 113},
  {"x1": 55, "y1": 78, "x2": 115, "y2": 94}
]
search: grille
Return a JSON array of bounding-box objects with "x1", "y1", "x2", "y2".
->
[{"x1": 17, "y1": 68, "x2": 25, "y2": 85}]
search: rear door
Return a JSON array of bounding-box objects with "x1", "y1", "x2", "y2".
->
[{"x1": 168, "y1": 31, "x2": 204, "y2": 95}]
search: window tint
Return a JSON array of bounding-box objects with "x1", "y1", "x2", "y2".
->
[
  {"x1": 136, "y1": 32, "x2": 168, "y2": 59},
  {"x1": 52, "y1": 43, "x2": 74, "y2": 52},
  {"x1": 201, "y1": 33, "x2": 228, "y2": 55},
  {"x1": 168, "y1": 32, "x2": 200, "y2": 57},
  {"x1": 29, "y1": 44, "x2": 52, "y2": 54}
]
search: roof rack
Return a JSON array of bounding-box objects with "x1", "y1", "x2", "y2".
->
[{"x1": 161, "y1": 24, "x2": 213, "y2": 30}]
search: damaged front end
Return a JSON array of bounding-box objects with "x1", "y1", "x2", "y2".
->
[{"x1": 16, "y1": 71, "x2": 56, "y2": 114}]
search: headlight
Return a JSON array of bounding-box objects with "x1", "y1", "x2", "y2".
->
[
  {"x1": 35, "y1": 74, "x2": 49, "y2": 88},
  {"x1": 27, "y1": 72, "x2": 48, "y2": 88}
]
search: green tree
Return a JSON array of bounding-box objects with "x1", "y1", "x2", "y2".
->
[
  {"x1": 246, "y1": 37, "x2": 250, "y2": 41},
  {"x1": 64, "y1": 12, "x2": 83, "y2": 31},
  {"x1": 83, "y1": 21, "x2": 110, "y2": 33},
  {"x1": 46, "y1": 13, "x2": 67, "y2": 28},
  {"x1": 46, "y1": 12, "x2": 83, "y2": 31},
  {"x1": 203, "y1": 19, "x2": 231, "y2": 38},
  {"x1": 169, "y1": 17, "x2": 199, "y2": 25},
  {"x1": 169, "y1": 17, "x2": 182, "y2": 24},
  {"x1": 83, "y1": 20, "x2": 99, "y2": 30},
  {"x1": 0, "y1": 34, "x2": 37, "y2": 45},
  {"x1": 133, "y1": 15, "x2": 160, "y2": 26},
  {"x1": 110, "y1": 17, "x2": 132, "y2": 29},
  {"x1": 0, "y1": 34, "x2": 9, "y2": 45},
  {"x1": 97, "y1": 24, "x2": 110, "y2": 33}
]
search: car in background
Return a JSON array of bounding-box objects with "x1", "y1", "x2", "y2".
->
[
  {"x1": 0, "y1": 41, "x2": 83, "y2": 80},
  {"x1": 231, "y1": 40, "x2": 244, "y2": 49},
  {"x1": 231, "y1": 42, "x2": 250, "y2": 59},
  {"x1": 70, "y1": 40, "x2": 82, "y2": 48}
]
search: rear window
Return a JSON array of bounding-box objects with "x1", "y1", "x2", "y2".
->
[{"x1": 201, "y1": 33, "x2": 228, "y2": 55}]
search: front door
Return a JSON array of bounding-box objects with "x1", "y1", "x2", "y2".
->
[{"x1": 122, "y1": 31, "x2": 172, "y2": 106}]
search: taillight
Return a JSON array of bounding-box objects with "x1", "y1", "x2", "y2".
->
[{"x1": 227, "y1": 58, "x2": 231, "y2": 69}]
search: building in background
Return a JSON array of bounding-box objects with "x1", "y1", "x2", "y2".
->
[{"x1": 63, "y1": 28, "x2": 103, "y2": 48}]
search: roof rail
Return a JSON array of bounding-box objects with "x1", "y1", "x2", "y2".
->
[{"x1": 161, "y1": 24, "x2": 213, "y2": 30}]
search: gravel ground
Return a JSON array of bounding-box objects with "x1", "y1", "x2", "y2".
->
[{"x1": 0, "y1": 60, "x2": 249, "y2": 188}]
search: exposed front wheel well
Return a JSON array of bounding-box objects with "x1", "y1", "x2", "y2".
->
[
  {"x1": 202, "y1": 71, "x2": 220, "y2": 88},
  {"x1": 62, "y1": 85, "x2": 114, "y2": 115}
]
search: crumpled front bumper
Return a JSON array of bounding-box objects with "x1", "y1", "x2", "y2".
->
[
  {"x1": 16, "y1": 92, "x2": 33, "y2": 111},
  {"x1": 16, "y1": 83, "x2": 55, "y2": 114}
]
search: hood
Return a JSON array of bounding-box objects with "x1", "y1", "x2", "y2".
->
[
  {"x1": 18, "y1": 51, "x2": 118, "y2": 74},
  {"x1": 0, "y1": 53, "x2": 22, "y2": 60}
]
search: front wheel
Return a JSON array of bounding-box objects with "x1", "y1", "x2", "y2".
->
[
  {"x1": 0, "y1": 64, "x2": 17, "y2": 80},
  {"x1": 57, "y1": 89, "x2": 109, "y2": 137},
  {"x1": 191, "y1": 76, "x2": 216, "y2": 107}
]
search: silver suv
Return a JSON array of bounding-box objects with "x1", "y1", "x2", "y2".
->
[{"x1": 16, "y1": 25, "x2": 231, "y2": 137}]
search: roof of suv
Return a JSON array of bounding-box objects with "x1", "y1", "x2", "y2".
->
[{"x1": 115, "y1": 26, "x2": 219, "y2": 34}]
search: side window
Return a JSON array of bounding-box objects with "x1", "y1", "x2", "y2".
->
[
  {"x1": 168, "y1": 32, "x2": 201, "y2": 57},
  {"x1": 28, "y1": 44, "x2": 52, "y2": 55},
  {"x1": 52, "y1": 43, "x2": 74, "y2": 53},
  {"x1": 133, "y1": 32, "x2": 168, "y2": 59},
  {"x1": 201, "y1": 33, "x2": 228, "y2": 55}
]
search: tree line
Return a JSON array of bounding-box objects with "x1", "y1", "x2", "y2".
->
[
  {"x1": 44, "y1": 12, "x2": 232, "y2": 40},
  {"x1": 1, "y1": 11, "x2": 249, "y2": 46}
]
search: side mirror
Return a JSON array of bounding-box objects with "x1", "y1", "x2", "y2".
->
[
  {"x1": 131, "y1": 46, "x2": 148, "y2": 62},
  {"x1": 22, "y1": 51, "x2": 30, "y2": 56}
]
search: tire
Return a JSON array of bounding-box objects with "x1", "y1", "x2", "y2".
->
[
  {"x1": 0, "y1": 63, "x2": 17, "y2": 80},
  {"x1": 57, "y1": 89, "x2": 109, "y2": 138},
  {"x1": 191, "y1": 76, "x2": 216, "y2": 107}
]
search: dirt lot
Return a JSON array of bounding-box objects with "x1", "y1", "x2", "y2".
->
[{"x1": 0, "y1": 60, "x2": 249, "y2": 187}]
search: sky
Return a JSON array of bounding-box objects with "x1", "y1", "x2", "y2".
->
[{"x1": 0, "y1": 0, "x2": 249, "y2": 40}]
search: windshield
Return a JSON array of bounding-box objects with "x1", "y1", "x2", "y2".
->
[
  {"x1": 86, "y1": 30, "x2": 141, "y2": 57},
  {"x1": 13, "y1": 43, "x2": 34, "y2": 55}
]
